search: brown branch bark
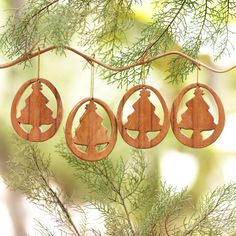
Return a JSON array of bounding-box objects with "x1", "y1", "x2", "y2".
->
[{"x1": 1, "y1": 45, "x2": 236, "y2": 73}]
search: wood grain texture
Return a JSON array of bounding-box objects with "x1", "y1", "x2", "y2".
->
[
  {"x1": 65, "y1": 98, "x2": 117, "y2": 162},
  {"x1": 11, "y1": 78, "x2": 63, "y2": 142},
  {"x1": 171, "y1": 83, "x2": 225, "y2": 148},
  {"x1": 117, "y1": 85, "x2": 170, "y2": 149}
]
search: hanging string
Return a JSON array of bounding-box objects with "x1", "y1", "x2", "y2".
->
[
  {"x1": 141, "y1": 65, "x2": 147, "y2": 86},
  {"x1": 37, "y1": 47, "x2": 41, "y2": 81},
  {"x1": 196, "y1": 66, "x2": 199, "y2": 86},
  {"x1": 90, "y1": 54, "x2": 95, "y2": 99}
]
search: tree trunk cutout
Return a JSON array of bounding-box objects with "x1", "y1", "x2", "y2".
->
[
  {"x1": 17, "y1": 81, "x2": 55, "y2": 137},
  {"x1": 124, "y1": 88, "x2": 162, "y2": 145},
  {"x1": 73, "y1": 101, "x2": 110, "y2": 156},
  {"x1": 179, "y1": 87, "x2": 216, "y2": 144}
]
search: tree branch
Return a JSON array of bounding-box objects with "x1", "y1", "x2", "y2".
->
[
  {"x1": 183, "y1": 187, "x2": 228, "y2": 236},
  {"x1": 164, "y1": 215, "x2": 171, "y2": 236},
  {"x1": 31, "y1": 0, "x2": 59, "y2": 19},
  {"x1": 139, "y1": 0, "x2": 187, "y2": 59},
  {"x1": 30, "y1": 145, "x2": 81, "y2": 236},
  {"x1": 94, "y1": 164, "x2": 136, "y2": 236},
  {"x1": 2, "y1": 45, "x2": 236, "y2": 74}
]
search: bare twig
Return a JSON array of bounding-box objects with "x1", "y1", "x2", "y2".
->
[{"x1": 0, "y1": 45, "x2": 235, "y2": 74}]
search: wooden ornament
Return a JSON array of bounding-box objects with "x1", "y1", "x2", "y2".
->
[
  {"x1": 11, "y1": 78, "x2": 63, "y2": 142},
  {"x1": 65, "y1": 98, "x2": 117, "y2": 162},
  {"x1": 117, "y1": 85, "x2": 170, "y2": 149},
  {"x1": 171, "y1": 83, "x2": 225, "y2": 148}
]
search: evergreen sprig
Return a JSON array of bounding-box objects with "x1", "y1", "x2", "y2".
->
[
  {"x1": 57, "y1": 141, "x2": 236, "y2": 235},
  {"x1": 184, "y1": 184, "x2": 236, "y2": 235},
  {"x1": 4, "y1": 137, "x2": 86, "y2": 236},
  {"x1": 1, "y1": 0, "x2": 236, "y2": 86},
  {"x1": 2, "y1": 1, "x2": 236, "y2": 235},
  {"x1": 56, "y1": 143, "x2": 155, "y2": 236},
  {"x1": 3, "y1": 138, "x2": 236, "y2": 235}
]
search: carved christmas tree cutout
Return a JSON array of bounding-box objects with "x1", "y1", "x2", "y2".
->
[
  {"x1": 66, "y1": 98, "x2": 117, "y2": 161},
  {"x1": 18, "y1": 82, "x2": 55, "y2": 137},
  {"x1": 11, "y1": 78, "x2": 63, "y2": 142},
  {"x1": 73, "y1": 101, "x2": 110, "y2": 155},
  {"x1": 171, "y1": 83, "x2": 225, "y2": 148},
  {"x1": 179, "y1": 87, "x2": 216, "y2": 143},
  {"x1": 117, "y1": 85, "x2": 170, "y2": 149},
  {"x1": 124, "y1": 89, "x2": 162, "y2": 145}
]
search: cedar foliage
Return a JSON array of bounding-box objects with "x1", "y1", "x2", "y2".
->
[
  {"x1": 1, "y1": 0, "x2": 235, "y2": 86},
  {"x1": 4, "y1": 137, "x2": 236, "y2": 235},
  {"x1": 1, "y1": 0, "x2": 236, "y2": 235}
]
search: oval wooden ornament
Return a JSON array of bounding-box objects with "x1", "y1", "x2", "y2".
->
[
  {"x1": 171, "y1": 83, "x2": 225, "y2": 148},
  {"x1": 11, "y1": 78, "x2": 63, "y2": 142},
  {"x1": 117, "y1": 85, "x2": 170, "y2": 149},
  {"x1": 65, "y1": 98, "x2": 117, "y2": 162}
]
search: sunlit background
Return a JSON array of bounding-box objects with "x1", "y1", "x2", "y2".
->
[{"x1": 1, "y1": 1, "x2": 236, "y2": 235}]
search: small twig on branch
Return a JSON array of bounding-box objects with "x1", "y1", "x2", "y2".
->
[
  {"x1": 94, "y1": 164, "x2": 136, "y2": 236},
  {"x1": 31, "y1": 0, "x2": 59, "y2": 19},
  {"x1": 139, "y1": 0, "x2": 187, "y2": 59},
  {"x1": 183, "y1": 188, "x2": 228, "y2": 236}
]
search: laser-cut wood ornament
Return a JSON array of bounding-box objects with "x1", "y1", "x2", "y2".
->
[
  {"x1": 11, "y1": 78, "x2": 63, "y2": 142},
  {"x1": 171, "y1": 83, "x2": 225, "y2": 148},
  {"x1": 117, "y1": 84, "x2": 170, "y2": 149},
  {"x1": 65, "y1": 98, "x2": 117, "y2": 161}
]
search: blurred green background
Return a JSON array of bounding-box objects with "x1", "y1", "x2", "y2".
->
[{"x1": 1, "y1": 0, "x2": 236, "y2": 235}]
